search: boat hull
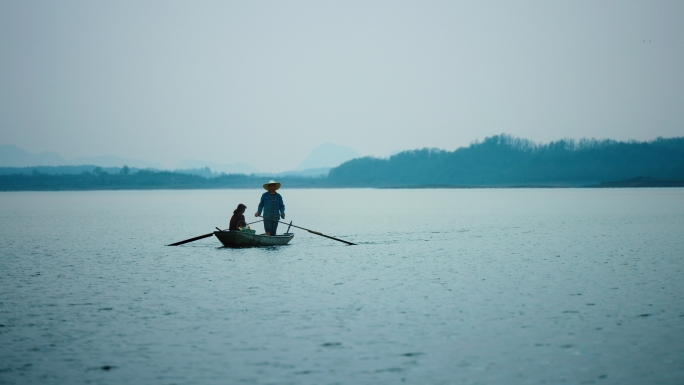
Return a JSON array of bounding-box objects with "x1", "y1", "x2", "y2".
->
[{"x1": 213, "y1": 230, "x2": 294, "y2": 248}]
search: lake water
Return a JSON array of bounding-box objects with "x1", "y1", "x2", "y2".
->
[{"x1": 1, "y1": 188, "x2": 683, "y2": 384}]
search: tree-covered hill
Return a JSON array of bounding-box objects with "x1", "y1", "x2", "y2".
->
[
  {"x1": 2, "y1": 135, "x2": 683, "y2": 190},
  {"x1": 327, "y1": 135, "x2": 684, "y2": 187}
]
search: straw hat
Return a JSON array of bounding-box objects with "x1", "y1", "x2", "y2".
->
[{"x1": 262, "y1": 180, "x2": 281, "y2": 190}]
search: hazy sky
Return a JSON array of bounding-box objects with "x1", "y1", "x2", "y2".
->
[{"x1": 1, "y1": 0, "x2": 683, "y2": 171}]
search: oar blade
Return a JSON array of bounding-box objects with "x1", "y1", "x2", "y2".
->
[
  {"x1": 306, "y1": 229, "x2": 356, "y2": 245},
  {"x1": 167, "y1": 232, "x2": 214, "y2": 246}
]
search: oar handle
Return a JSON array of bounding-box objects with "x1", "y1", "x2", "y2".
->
[{"x1": 215, "y1": 219, "x2": 262, "y2": 233}]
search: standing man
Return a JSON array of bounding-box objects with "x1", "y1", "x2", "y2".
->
[{"x1": 255, "y1": 180, "x2": 285, "y2": 236}]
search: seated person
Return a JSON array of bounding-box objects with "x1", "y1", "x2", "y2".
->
[{"x1": 229, "y1": 204, "x2": 247, "y2": 231}]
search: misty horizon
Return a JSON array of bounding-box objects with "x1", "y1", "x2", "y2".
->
[
  {"x1": 0, "y1": 141, "x2": 365, "y2": 173},
  {"x1": 3, "y1": 132, "x2": 683, "y2": 174}
]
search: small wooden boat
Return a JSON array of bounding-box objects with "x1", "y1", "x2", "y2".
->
[{"x1": 213, "y1": 230, "x2": 294, "y2": 248}]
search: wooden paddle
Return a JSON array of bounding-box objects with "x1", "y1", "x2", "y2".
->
[
  {"x1": 303, "y1": 229, "x2": 356, "y2": 245},
  {"x1": 264, "y1": 217, "x2": 356, "y2": 246},
  {"x1": 167, "y1": 232, "x2": 214, "y2": 246}
]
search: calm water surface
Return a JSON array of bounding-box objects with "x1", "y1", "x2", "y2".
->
[{"x1": 1, "y1": 189, "x2": 683, "y2": 384}]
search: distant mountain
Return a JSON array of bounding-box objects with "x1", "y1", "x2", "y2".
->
[
  {"x1": 175, "y1": 159, "x2": 258, "y2": 175},
  {"x1": 297, "y1": 143, "x2": 360, "y2": 170},
  {"x1": 0, "y1": 144, "x2": 68, "y2": 167},
  {"x1": 328, "y1": 135, "x2": 684, "y2": 187},
  {"x1": 0, "y1": 144, "x2": 164, "y2": 169}
]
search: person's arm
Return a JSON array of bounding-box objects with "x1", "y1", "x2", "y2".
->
[
  {"x1": 280, "y1": 194, "x2": 285, "y2": 219},
  {"x1": 255, "y1": 194, "x2": 264, "y2": 217}
]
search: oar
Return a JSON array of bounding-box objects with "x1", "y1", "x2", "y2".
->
[
  {"x1": 262, "y1": 217, "x2": 356, "y2": 245},
  {"x1": 167, "y1": 232, "x2": 213, "y2": 246}
]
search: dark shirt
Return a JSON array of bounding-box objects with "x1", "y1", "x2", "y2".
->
[
  {"x1": 256, "y1": 192, "x2": 285, "y2": 220},
  {"x1": 229, "y1": 213, "x2": 246, "y2": 230}
]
